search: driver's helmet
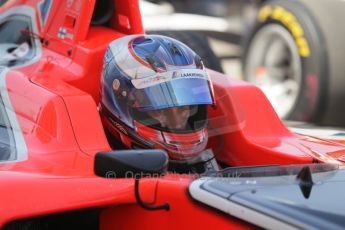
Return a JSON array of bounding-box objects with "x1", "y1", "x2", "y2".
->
[{"x1": 99, "y1": 34, "x2": 215, "y2": 160}]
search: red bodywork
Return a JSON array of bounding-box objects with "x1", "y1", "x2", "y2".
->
[{"x1": 0, "y1": 0, "x2": 345, "y2": 228}]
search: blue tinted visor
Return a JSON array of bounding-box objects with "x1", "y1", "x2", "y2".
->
[{"x1": 131, "y1": 77, "x2": 214, "y2": 111}]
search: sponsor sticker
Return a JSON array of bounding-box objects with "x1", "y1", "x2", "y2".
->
[
  {"x1": 258, "y1": 5, "x2": 310, "y2": 57},
  {"x1": 38, "y1": 0, "x2": 53, "y2": 28},
  {"x1": 131, "y1": 69, "x2": 209, "y2": 89}
]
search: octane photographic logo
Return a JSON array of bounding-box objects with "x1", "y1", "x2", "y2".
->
[
  {"x1": 103, "y1": 170, "x2": 248, "y2": 182},
  {"x1": 105, "y1": 171, "x2": 116, "y2": 179},
  {"x1": 104, "y1": 171, "x2": 164, "y2": 180}
]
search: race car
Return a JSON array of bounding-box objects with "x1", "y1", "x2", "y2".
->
[{"x1": 1, "y1": 0, "x2": 345, "y2": 229}]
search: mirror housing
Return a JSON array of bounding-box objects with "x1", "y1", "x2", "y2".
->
[{"x1": 94, "y1": 149, "x2": 168, "y2": 179}]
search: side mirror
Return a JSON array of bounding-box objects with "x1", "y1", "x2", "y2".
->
[
  {"x1": 94, "y1": 149, "x2": 170, "y2": 211},
  {"x1": 94, "y1": 149, "x2": 168, "y2": 179}
]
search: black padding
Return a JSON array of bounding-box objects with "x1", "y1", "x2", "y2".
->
[
  {"x1": 94, "y1": 149, "x2": 168, "y2": 178},
  {"x1": 91, "y1": 0, "x2": 115, "y2": 26}
]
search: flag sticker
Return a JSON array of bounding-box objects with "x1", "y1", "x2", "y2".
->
[{"x1": 58, "y1": 27, "x2": 66, "y2": 39}]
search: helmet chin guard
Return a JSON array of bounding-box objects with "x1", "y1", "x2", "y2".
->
[{"x1": 135, "y1": 122, "x2": 208, "y2": 160}]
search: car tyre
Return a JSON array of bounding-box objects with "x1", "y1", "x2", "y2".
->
[{"x1": 242, "y1": 0, "x2": 328, "y2": 122}]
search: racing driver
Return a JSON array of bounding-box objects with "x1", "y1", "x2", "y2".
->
[{"x1": 99, "y1": 35, "x2": 219, "y2": 173}]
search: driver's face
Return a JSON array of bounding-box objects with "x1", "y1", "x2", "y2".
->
[{"x1": 147, "y1": 106, "x2": 190, "y2": 130}]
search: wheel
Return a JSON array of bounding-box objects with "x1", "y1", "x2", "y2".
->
[
  {"x1": 148, "y1": 30, "x2": 224, "y2": 73},
  {"x1": 242, "y1": 0, "x2": 328, "y2": 122}
]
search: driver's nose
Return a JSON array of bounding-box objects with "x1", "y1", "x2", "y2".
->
[
  {"x1": 148, "y1": 106, "x2": 190, "y2": 130},
  {"x1": 163, "y1": 107, "x2": 190, "y2": 130}
]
